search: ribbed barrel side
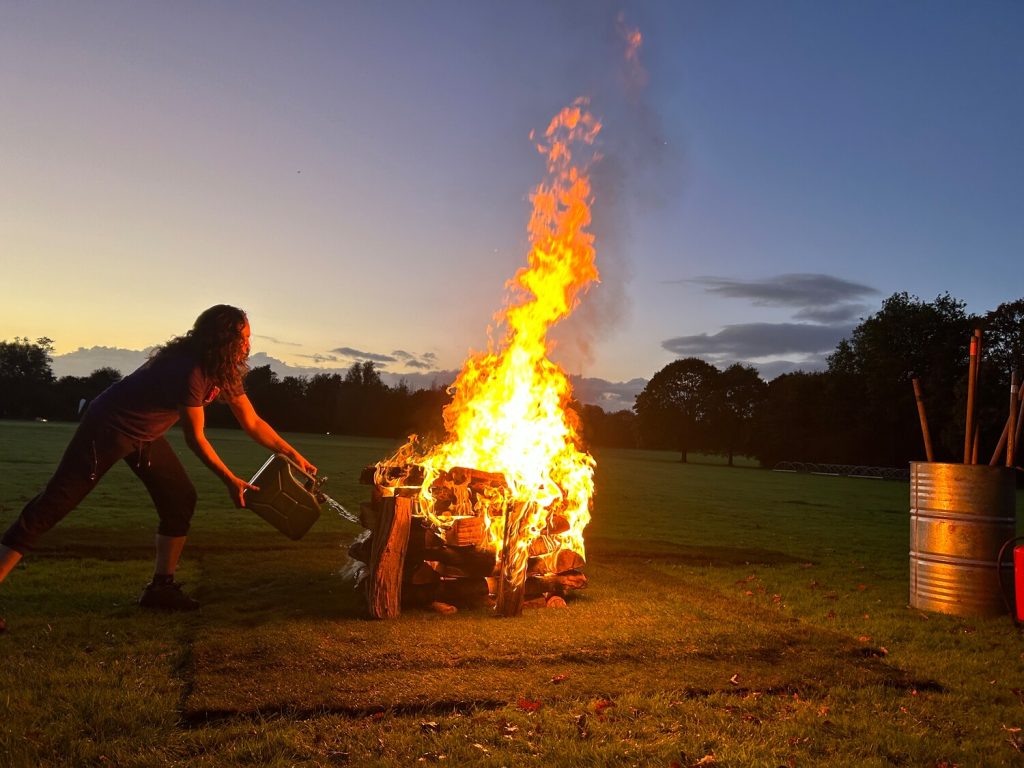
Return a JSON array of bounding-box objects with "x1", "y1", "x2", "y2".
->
[{"x1": 909, "y1": 462, "x2": 1016, "y2": 617}]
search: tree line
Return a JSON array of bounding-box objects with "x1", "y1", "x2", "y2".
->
[
  {"x1": 633, "y1": 293, "x2": 1024, "y2": 468},
  {"x1": 2, "y1": 292, "x2": 1022, "y2": 469}
]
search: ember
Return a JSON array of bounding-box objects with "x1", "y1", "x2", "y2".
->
[{"x1": 348, "y1": 100, "x2": 601, "y2": 617}]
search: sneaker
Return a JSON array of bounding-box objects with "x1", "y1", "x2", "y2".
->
[{"x1": 139, "y1": 580, "x2": 200, "y2": 611}]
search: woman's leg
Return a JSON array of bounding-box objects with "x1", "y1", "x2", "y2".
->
[
  {"x1": 0, "y1": 420, "x2": 132, "y2": 629},
  {"x1": 1, "y1": 420, "x2": 132, "y2": 560},
  {"x1": 129, "y1": 438, "x2": 199, "y2": 611}
]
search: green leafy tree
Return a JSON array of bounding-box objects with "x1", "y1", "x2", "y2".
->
[
  {"x1": 827, "y1": 292, "x2": 972, "y2": 464},
  {"x1": 983, "y1": 299, "x2": 1024, "y2": 383},
  {"x1": 0, "y1": 337, "x2": 55, "y2": 418},
  {"x1": 634, "y1": 358, "x2": 719, "y2": 462},
  {"x1": 751, "y1": 371, "x2": 835, "y2": 466},
  {"x1": 712, "y1": 363, "x2": 766, "y2": 466}
]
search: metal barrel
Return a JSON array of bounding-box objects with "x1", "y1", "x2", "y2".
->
[{"x1": 910, "y1": 462, "x2": 1017, "y2": 617}]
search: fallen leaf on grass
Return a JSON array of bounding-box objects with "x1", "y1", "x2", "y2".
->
[
  {"x1": 419, "y1": 721, "x2": 440, "y2": 733},
  {"x1": 416, "y1": 753, "x2": 446, "y2": 763},
  {"x1": 471, "y1": 743, "x2": 490, "y2": 755},
  {"x1": 574, "y1": 713, "x2": 590, "y2": 739},
  {"x1": 517, "y1": 698, "x2": 542, "y2": 712},
  {"x1": 729, "y1": 674, "x2": 740, "y2": 686},
  {"x1": 594, "y1": 698, "x2": 616, "y2": 713},
  {"x1": 550, "y1": 673, "x2": 569, "y2": 684},
  {"x1": 500, "y1": 722, "x2": 518, "y2": 737}
]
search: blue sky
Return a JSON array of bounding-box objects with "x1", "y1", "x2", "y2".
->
[{"x1": 2, "y1": 2, "x2": 1021, "y2": 409}]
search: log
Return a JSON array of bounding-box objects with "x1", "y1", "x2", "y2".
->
[
  {"x1": 361, "y1": 464, "x2": 425, "y2": 487},
  {"x1": 359, "y1": 501, "x2": 379, "y2": 530},
  {"x1": 525, "y1": 571, "x2": 588, "y2": 598},
  {"x1": 528, "y1": 548, "x2": 586, "y2": 576},
  {"x1": 368, "y1": 496, "x2": 413, "y2": 619},
  {"x1": 439, "y1": 466, "x2": 507, "y2": 488},
  {"x1": 429, "y1": 545, "x2": 496, "y2": 577},
  {"x1": 444, "y1": 515, "x2": 486, "y2": 547},
  {"x1": 496, "y1": 500, "x2": 535, "y2": 617}
]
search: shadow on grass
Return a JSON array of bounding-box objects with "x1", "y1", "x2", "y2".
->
[
  {"x1": 179, "y1": 552, "x2": 942, "y2": 726},
  {"x1": 586, "y1": 535, "x2": 808, "y2": 566}
]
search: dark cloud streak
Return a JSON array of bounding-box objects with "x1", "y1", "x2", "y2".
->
[
  {"x1": 662, "y1": 322, "x2": 852, "y2": 359},
  {"x1": 684, "y1": 273, "x2": 877, "y2": 310}
]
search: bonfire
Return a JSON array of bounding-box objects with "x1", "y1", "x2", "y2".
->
[{"x1": 351, "y1": 99, "x2": 601, "y2": 617}]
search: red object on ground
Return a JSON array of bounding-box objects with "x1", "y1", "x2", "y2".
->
[{"x1": 1016, "y1": 545, "x2": 1024, "y2": 622}]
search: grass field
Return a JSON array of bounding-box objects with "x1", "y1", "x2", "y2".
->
[{"x1": 0, "y1": 419, "x2": 1022, "y2": 767}]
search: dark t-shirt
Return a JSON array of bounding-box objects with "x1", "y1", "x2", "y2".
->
[{"x1": 86, "y1": 352, "x2": 225, "y2": 442}]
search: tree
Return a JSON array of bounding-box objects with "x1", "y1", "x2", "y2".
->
[
  {"x1": 827, "y1": 292, "x2": 972, "y2": 465},
  {"x1": 983, "y1": 299, "x2": 1024, "y2": 383},
  {"x1": 49, "y1": 366, "x2": 123, "y2": 421},
  {"x1": 0, "y1": 337, "x2": 55, "y2": 418},
  {"x1": 712, "y1": 363, "x2": 766, "y2": 466},
  {"x1": 751, "y1": 371, "x2": 834, "y2": 467},
  {"x1": 634, "y1": 358, "x2": 719, "y2": 462},
  {"x1": 577, "y1": 404, "x2": 639, "y2": 449}
]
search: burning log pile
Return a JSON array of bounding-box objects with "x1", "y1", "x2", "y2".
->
[
  {"x1": 348, "y1": 463, "x2": 587, "y2": 618},
  {"x1": 344, "y1": 100, "x2": 601, "y2": 619}
]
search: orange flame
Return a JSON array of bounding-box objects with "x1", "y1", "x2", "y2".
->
[{"x1": 384, "y1": 98, "x2": 601, "y2": 573}]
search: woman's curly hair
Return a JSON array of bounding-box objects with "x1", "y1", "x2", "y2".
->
[{"x1": 151, "y1": 305, "x2": 249, "y2": 394}]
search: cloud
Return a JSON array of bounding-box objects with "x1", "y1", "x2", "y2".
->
[
  {"x1": 736, "y1": 358, "x2": 829, "y2": 381},
  {"x1": 661, "y1": 322, "x2": 852, "y2": 360},
  {"x1": 51, "y1": 346, "x2": 152, "y2": 378},
  {"x1": 391, "y1": 350, "x2": 439, "y2": 370},
  {"x1": 793, "y1": 303, "x2": 870, "y2": 323},
  {"x1": 52, "y1": 347, "x2": 641, "y2": 410},
  {"x1": 570, "y1": 375, "x2": 646, "y2": 412},
  {"x1": 296, "y1": 353, "x2": 341, "y2": 364},
  {"x1": 328, "y1": 347, "x2": 397, "y2": 365},
  {"x1": 253, "y1": 334, "x2": 301, "y2": 347},
  {"x1": 685, "y1": 273, "x2": 877, "y2": 310}
]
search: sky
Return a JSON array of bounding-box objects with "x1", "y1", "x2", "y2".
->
[{"x1": 2, "y1": 1, "x2": 1022, "y2": 411}]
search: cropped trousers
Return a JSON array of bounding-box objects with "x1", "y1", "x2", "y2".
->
[{"x1": 2, "y1": 416, "x2": 196, "y2": 553}]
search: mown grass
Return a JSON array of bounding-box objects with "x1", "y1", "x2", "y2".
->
[{"x1": 0, "y1": 419, "x2": 1021, "y2": 767}]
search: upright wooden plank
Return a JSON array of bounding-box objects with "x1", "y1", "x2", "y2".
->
[
  {"x1": 496, "y1": 500, "x2": 534, "y2": 617},
  {"x1": 368, "y1": 495, "x2": 412, "y2": 619}
]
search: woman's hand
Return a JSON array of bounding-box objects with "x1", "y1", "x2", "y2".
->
[
  {"x1": 291, "y1": 452, "x2": 317, "y2": 477},
  {"x1": 224, "y1": 474, "x2": 259, "y2": 508}
]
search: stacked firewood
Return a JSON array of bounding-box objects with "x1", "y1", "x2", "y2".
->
[{"x1": 347, "y1": 464, "x2": 586, "y2": 618}]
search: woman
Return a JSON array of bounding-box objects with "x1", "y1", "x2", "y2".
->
[{"x1": 0, "y1": 305, "x2": 315, "y2": 629}]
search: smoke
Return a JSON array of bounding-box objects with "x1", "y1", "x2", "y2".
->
[{"x1": 550, "y1": 9, "x2": 685, "y2": 376}]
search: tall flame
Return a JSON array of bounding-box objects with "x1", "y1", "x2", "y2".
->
[{"x1": 386, "y1": 98, "x2": 600, "y2": 573}]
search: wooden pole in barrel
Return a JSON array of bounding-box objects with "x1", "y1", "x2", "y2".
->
[
  {"x1": 1008, "y1": 371, "x2": 1019, "y2": 468},
  {"x1": 991, "y1": 378, "x2": 1024, "y2": 465},
  {"x1": 911, "y1": 378, "x2": 934, "y2": 462},
  {"x1": 964, "y1": 329, "x2": 981, "y2": 463},
  {"x1": 1014, "y1": 384, "x2": 1024, "y2": 464}
]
